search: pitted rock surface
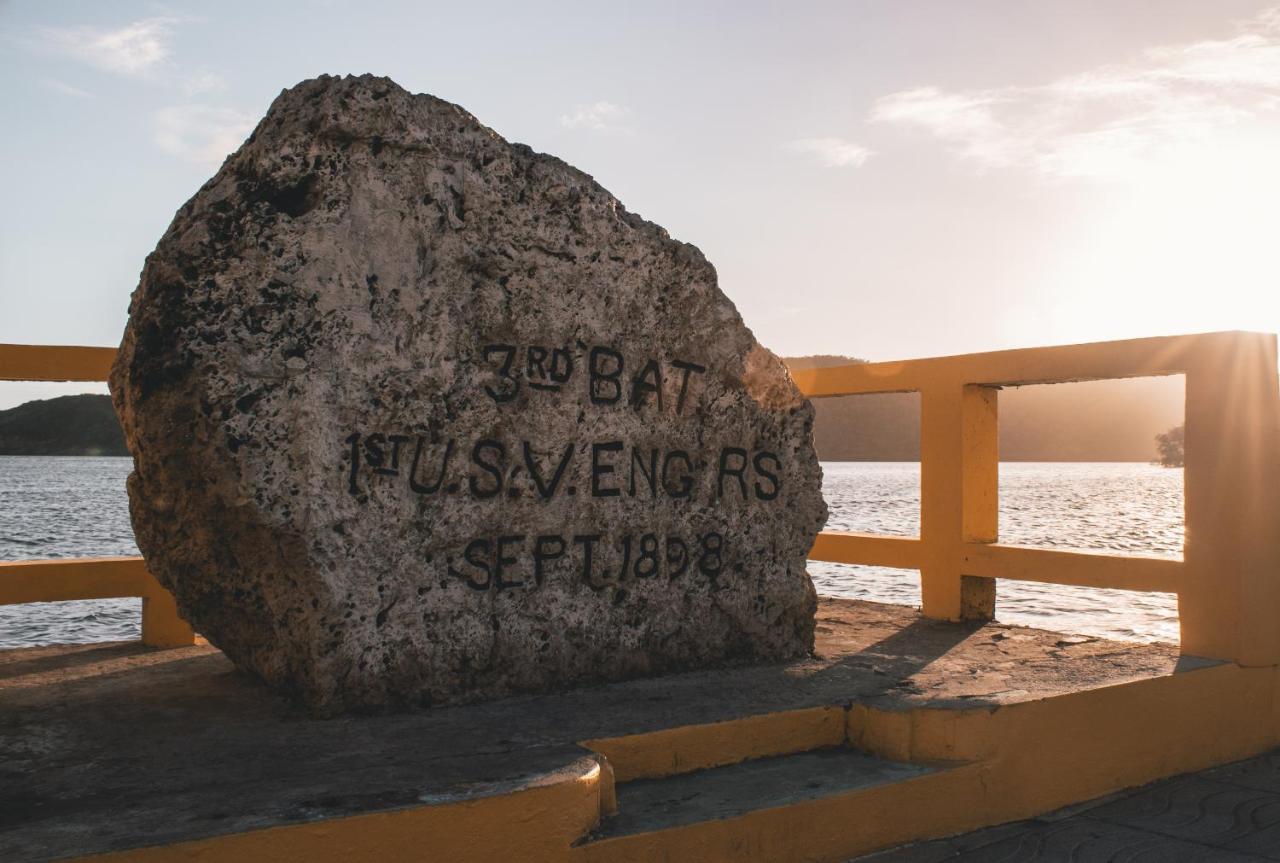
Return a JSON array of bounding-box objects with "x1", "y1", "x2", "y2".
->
[{"x1": 110, "y1": 74, "x2": 826, "y2": 714}]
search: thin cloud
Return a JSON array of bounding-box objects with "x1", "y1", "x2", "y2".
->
[
  {"x1": 785, "y1": 137, "x2": 872, "y2": 168},
  {"x1": 42, "y1": 78, "x2": 93, "y2": 99},
  {"x1": 41, "y1": 17, "x2": 176, "y2": 76},
  {"x1": 560, "y1": 101, "x2": 630, "y2": 132},
  {"x1": 182, "y1": 71, "x2": 226, "y2": 97},
  {"x1": 154, "y1": 106, "x2": 255, "y2": 166},
  {"x1": 871, "y1": 6, "x2": 1280, "y2": 180}
]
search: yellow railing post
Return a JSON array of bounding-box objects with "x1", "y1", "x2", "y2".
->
[
  {"x1": 961, "y1": 384, "x2": 999, "y2": 619},
  {"x1": 1181, "y1": 332, "x2": 1280, "y2": 665},
  {"x1": 920, "y1": 381, "x2": 998, "y2": 621},
  {"x1": 141, "y1": 589, "x2": 197, "y2": 648}
]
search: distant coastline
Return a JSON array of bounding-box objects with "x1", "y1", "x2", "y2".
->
[
  {"x1": 782, "y1": 355, "x2": 1181, "y2": 463},
  {"x1": 0, "y1": 395, "x2": 128, "y2": 456},
  {"x1": 1, "y1": 356, "x2": 1181, "y2": 461}
]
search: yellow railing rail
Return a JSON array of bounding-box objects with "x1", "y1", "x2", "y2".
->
[
  {"x1": 0, "y1": 343, "x2": 116, "y2": 382},
  {"x1": 0, "y1": 343, "x2": 195, "y2": 648},
  {"x1": 3, "y1": 333, "x2": 1279, "y2": 665},
  {"x1": 0, "y1": 557, "x2": 193, "y2": 647},
  {"x1": 792, "y1": 331, "x2": 1280, "y2": 667}
]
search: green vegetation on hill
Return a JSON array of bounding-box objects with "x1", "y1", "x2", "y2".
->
[{"x1": 0, "y1": 395, "x2": 129, "y2": 456}]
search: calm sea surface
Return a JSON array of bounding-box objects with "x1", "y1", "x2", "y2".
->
[{"x1": 0, "y1": 457, "x2": 1182, "y2": 649}]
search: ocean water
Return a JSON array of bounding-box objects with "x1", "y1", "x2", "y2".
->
[
  {"x1": 812, "y1": 461, "x2": 1181, "y2": 644},
  {"x1": 0, "y1": 457, "x2": 1182, "y2": 649},
  {"x1": 0, "y1": 457, "x2": 142, "y2": 648}
]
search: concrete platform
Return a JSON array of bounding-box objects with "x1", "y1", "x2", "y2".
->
[{"x1": 0, "y1": 597, "x2": 1267, "y2": 862}]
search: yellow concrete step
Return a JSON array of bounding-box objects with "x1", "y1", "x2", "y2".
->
[
  {"x1": 579, "y1": 747, "x2": 956, "y2": 861},
  {"x1": 581, "y1": 705, "x2": 848, "y2": 782}
]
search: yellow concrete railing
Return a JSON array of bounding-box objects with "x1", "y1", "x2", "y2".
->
[
  {"x1": 0, "y1": 343, "x2": 195, "y2": 648},
  {"x1": 791, "y1": 331, "x2": 1280, "y2": 667},
  {"x1": 3, "y1": 334, "x2": 1279, "y2": 664}
]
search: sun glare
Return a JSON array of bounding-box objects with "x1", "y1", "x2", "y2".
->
[{"x1": 1043, "y1": 132, "x2": 1280, "y2": 344}]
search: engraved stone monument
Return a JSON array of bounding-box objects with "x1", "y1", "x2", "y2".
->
[{"x1": 110, "y1": 75, "x2": 827, "y2": 714}]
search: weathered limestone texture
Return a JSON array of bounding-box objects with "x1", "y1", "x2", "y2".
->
[{"x1": 110, "y1": 74, "x2": 827, "y2": 714}]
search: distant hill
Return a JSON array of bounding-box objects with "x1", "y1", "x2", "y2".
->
[
  {"x1": 784, "y1": 355, "x2": 1183, "y2": 462},
  {"x1": 0, "y1": 395, "x2": 129, "y2": 456},
  {"x1": 0, "y1": 362, "x2": 1183, "y2": 462}
]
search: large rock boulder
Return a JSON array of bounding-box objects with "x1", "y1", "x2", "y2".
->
[{"x1": 110, "y1": 75, "x2": 827, "y2": 714}]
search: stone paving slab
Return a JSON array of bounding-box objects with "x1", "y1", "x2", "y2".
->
[
  {"x1": 860, "y1": 749, "x2": 1280, "y2": 862},
  {"x1": 1204, "y1": 753, "x2": 1280, "y2": 795}
]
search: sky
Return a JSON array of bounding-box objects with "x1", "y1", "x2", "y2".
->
[{"x1": 3, "y1": 1, "x2": 1280, "y2": 408}]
